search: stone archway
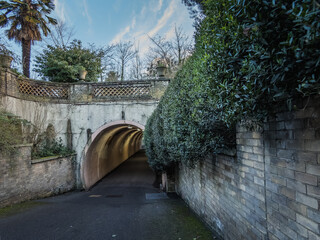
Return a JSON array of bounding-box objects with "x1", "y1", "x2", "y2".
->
[{"x1": 82, "y1": 120, "x2": 145, "y2": 189}]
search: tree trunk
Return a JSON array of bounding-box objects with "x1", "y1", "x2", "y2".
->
[
  {"x1": 22, "y1": 39, "x2": 31, "y2": 78},
  {"x1": 121, "y1": 60, "x2": 124, "y2": 81}
]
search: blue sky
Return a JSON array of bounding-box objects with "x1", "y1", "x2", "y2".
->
[
  {"x1": 1, "y1": 0, "x2": 195, "y2": 78},
  {"x1": 52, "y1": 0, "x2": 194, "y2": 55}
]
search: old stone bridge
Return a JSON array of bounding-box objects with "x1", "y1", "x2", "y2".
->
[{"x1": 0, "y1": 67, "x2": 169, "y2": 189}]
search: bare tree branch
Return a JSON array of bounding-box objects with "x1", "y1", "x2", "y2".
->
[{"x1": 114, "y1": 41, "x2": 137, "y2": 81}]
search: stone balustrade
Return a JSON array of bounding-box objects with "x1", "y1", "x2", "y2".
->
[{"x1": 0, "y1": 67, "x2": 169, "y2": 103}]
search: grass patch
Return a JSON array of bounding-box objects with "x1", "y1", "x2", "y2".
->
[
  {"x1": 0, "y1": 201, "x2": 46, "y2": 218},
  {"x1": 170, "y1": 201, "x2": 215, "y2": 239}
]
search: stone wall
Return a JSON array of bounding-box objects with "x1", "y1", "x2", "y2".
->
[
  {"x1": 0, "y1": 67, "x2": 165, "y2": 188},
  {"x1": 0, "y1": 144, "x2": 76, "y2": 207},
  {"x1": 176, "y1": 96, "x2": 320, "y2": 240}
]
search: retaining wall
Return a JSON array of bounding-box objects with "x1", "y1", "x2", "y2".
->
[
  {"x1": 0, "y1": 144, "x2": 76, "y2": 207},
  {"x1": 176, "y1": 96, "x2": 320, "y2": 240}
]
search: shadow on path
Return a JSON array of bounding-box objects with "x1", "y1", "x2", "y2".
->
[{"x1": 0, "y1": 150, "x2": 214, "y2": 240}]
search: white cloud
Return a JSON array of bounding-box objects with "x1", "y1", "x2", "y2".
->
[
  {"x1": 147, "y1": 0, "x2": 176, "y2": 37},
  {"x1": 111, "y1": 25, "x2": 131, "y2": 44},
  {"x1": 110, "y1": 16, "x2": 137, "y2": 44},
  {"x1": 82, "y1": 0, "x2": 92, "y2": 25},
  {"x1": 153, "y1": 0, "x2": 163, "y2": 12},
  {"x1": 53, "y1": 0, "x2": 66, "y2": 22},
  {"x1": 165, "y1": 24, "x2": 176, "y2": 40},
  {"x1": 131, "y1": 16, "x2": 136, "y2": 29}
]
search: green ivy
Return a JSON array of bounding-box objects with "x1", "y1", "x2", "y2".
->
[
  {"x1": 145, "y1": 0, "x2": 320, "y2": 170},
  {"x1": 32, "y1": 137, "x2": 74, "y2": 159}
]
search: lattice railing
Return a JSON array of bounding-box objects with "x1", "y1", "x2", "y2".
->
[
  {"x1": 18, "y1": 79, "x2": 69, "y2": 99},
  {"x1": 92, "y1": 82, "x2": 152, "y2": 98}
]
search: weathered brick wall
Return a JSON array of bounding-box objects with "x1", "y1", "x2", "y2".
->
[
  {"x1": 0, "y1": 145, "x2": 76, "y2": 207},
  {"x1": 176, "y1": 96, "x2": 320, "y2": 239},
  {"x1": 264, "y1": 97, "x2": 320, "y2": 240}
]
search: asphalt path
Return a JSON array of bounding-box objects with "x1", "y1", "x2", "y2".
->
[{"x1": 0, "y1": 150, "x2": 214, "y2": 240}]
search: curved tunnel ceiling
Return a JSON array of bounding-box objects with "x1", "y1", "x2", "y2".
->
[{"x1": 83, "y1": 123, "x2": 143, "y2": 189}]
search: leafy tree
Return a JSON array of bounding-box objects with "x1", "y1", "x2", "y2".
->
[
  {"x1": 0, "y1": 0, "x2": 57, "y2": 77},
  {"x1": 34, "y1": 40, "x2": 104, "y2": 82}
]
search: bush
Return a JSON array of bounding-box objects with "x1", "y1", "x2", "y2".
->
[{"x1": 144, "y1": 0, "x2": 320, "y2": 170}]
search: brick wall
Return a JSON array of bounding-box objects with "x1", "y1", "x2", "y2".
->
[
  {"x1": 176, "y1": 96, "x2": 320, "y2": 239},
  {"x1": 0, "y1": 144, "x2": 76, "y2": 207}
]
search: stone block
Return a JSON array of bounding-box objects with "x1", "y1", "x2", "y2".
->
[
  {"x1": 253, "y1": 176, "x2": 265, "y2": 187},
  {"x1": 266, "y1": 180, "x2": 279, "y2": 193},
  {"x1": 295, "y1": 172, "x2": 318, "y2": 186},
  {"x1": 288, "y1": 219, "x2": 309, "y2": 238},
  {"x1": 279, "y1": 186, "x2": 296, "y2": 200},
  {"x1": 253, "y1": 146, "x2": 264, "y2": 155},
  {"x1": 296, "y1": 192, "x2": 319, "y2": 209},
  {"x1": 307, "y1": 185, "x2": 320, "y2": 199},
  {"x1": 294, "y1": 130, "x2": 315, "y2": 140},
  {"x1": 254, "y1": 161, "x2": 265, "y2": 171},
  {"x1": 296, "y1": 214, "x2": 319, "y2": 234},
  {"x1": 305, "y1": 140, "x2": 320, "y2": 152},
  {"x1": 237, "y1": 145, "x2": 253, "y2": 153},
  {"x1": 279, "y1": 205, "x2": 296, "y2": 221},
  {"x1": 308, "y1": 230, "x2": 320, "y2": 240},
  {"x1": 307, "y1": 208, "x2": 320, "y2": 224},
  {"x1": 287, "y1": 179, "x2": 306, "y2": 194},
  {"x1": 287, "y1": 200, "x2": 307, "y2": 216},
  {"x1": 306, "y1": 164, "x2": 320, "y2": 176},
  {"x1": 277, "y1": 149, "x2": 296, "y2": 160},
  {"x1": 277, "y1": 167, "x2": 295, "y2": 179},
  {"x1": 271, "y1": 175, "x2": 287, "y2": 186},
  {"x1": 271, "y1": 192, "x2": 287, "y2": 206},
  {"x1": 285, "y1": 140, "x2": 305, "y2": 150},
  {"x1": 292, "y1": 152, "x2": 317, "y2": 164},
  {"x1": 281, "y1": 225, "x2": 298, "y2": 240},
  {"x1": 287, "y1": 161, "x2": 306, "y2": 172}
]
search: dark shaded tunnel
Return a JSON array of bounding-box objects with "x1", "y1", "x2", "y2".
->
[{"x1": 82, "y1": 121, "x2": 144, "y2": 189}]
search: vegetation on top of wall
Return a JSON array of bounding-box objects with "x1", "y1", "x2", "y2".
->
[
  {"x1": 144, "y1": 0, "x2": 320, "y2": 170},
  {"x1": 31, "y1": 123, "x2": 74, "y2": 159},
  {"x1": 32, "y1": 137, "x2": 74, "y2": 159}
]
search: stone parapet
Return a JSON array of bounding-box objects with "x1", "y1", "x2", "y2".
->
[{"x1": 0, "y1": 67, "x2": 169, "y2": 103}]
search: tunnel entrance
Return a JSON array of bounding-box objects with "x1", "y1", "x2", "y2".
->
[{"x1": 82, "y1": 120, "x2": 144, "y2": 189}]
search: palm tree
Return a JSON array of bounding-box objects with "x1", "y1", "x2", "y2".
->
[{"x1": 0, "y1": 0, "x2": 57, "y2": 77}]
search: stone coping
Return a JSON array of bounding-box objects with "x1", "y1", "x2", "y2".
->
[{"x1": 31, "y1": 154, "x2": 76, "y2": 164}]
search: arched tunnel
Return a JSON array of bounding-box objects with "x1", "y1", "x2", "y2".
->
[{"x1": 82, "y1": 121, "x2": 144, "y2": 189}]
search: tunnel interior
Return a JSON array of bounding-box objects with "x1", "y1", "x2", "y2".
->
[{"x1": 83, "y1": 123, "x2": 144, "y2": 189}]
